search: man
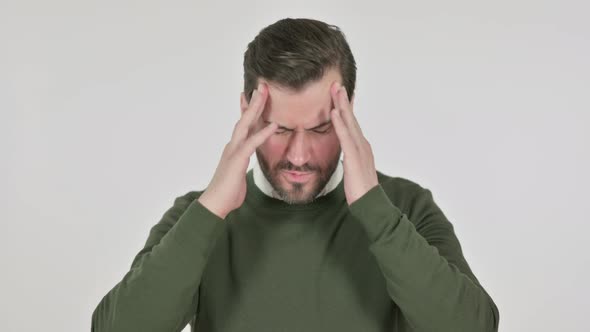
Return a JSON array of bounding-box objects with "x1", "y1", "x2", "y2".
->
[{"x1": 92, "y1": 18, "x2": 499, "y2": 332}]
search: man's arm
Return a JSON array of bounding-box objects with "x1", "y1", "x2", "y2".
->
[
  {"x1": 91, "y1": 82, "x2": 274, "y2": 332},
  {"x1": 348, "y1": 183, "x2": 500, "y2": 332},
  {"x1": 91, "y1": 192, "x2": 226, "y2": 332}
]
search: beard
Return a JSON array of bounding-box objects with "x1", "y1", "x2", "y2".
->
[{"x1": 255, "y1": 148, "x2": 341, "y2": 205}]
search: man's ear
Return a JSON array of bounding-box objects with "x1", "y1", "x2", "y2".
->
[{"x1": 240, "y1": 92, "x2": 248, "y2": 115}]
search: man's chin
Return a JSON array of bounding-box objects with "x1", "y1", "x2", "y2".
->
[{"x1": 274, "y1": 173, "x2": 321, "y2": 204}]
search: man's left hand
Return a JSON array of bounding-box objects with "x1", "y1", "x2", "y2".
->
[{"x1": 330, "y1": 82, "x2": 379, "y2": 205}]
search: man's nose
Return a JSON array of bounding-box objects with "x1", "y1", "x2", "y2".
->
[{"x1": 286, "y1": 131, "x2": 311, "y2": 167}]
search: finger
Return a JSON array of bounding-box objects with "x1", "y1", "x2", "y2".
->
[
  {"x1": 232, "y1": 84, "x2": 268, "y2": 142},
  {"x1": 330, "y1": 83, "x2": 361, "y2": 145},
  {"x1": 330, "y1": 82, "x2": 344, "y2": 118},
  {"x1": 337, "y1": 86, "x2": 365, "y2": 140},
  {"x1": 242, "y1": 121, "x2": 277, "y2": 157},
  {"x1": 231, "y1": 88, "x2": 258, "y2": 141},
  {"x1": 249, "y1": 83, "x2": 269, "y2": 132},
  {"x1": 243, "y1": 85, "x2": 270, "y2": 141},
  {"x1": 330, "y1": 107, "x2": 358, "y2": 156}
]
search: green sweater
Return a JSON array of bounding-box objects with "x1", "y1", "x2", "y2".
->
[{"x1": 92, "y1": 169, "x2": 499, "y2": 332}]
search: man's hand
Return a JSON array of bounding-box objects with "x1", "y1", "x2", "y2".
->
[
  {"x1": 198, "y1": 83, "x2": 277, "y2": 219},
  {"x1": 329, "y1": 82, "x2": 379, "y2": 205}
]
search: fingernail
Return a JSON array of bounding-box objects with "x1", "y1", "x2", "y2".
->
[{"x1": 333, "y1": 82, "x2": 341, "y2": 92}]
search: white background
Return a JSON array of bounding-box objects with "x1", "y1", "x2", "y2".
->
[{"x1": 2, "y1": 0, "x2": 589, "y2": 331}]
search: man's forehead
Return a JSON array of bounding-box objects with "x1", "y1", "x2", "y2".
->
[
  {"x1": 261, "y1": 79, "x2": 338, "y2": 128},
  {"x1": 262, "y1": 94, "x2": 333, "y2": 129}
]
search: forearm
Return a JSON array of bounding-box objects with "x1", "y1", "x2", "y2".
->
[
  {"x1": 349, "y1": 184, "x2": 499, "y2": 332},
  {"x1": 92, "y1": 199, "x2": 226, "y2": 332}
]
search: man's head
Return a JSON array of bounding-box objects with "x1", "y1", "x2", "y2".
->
[{"x1": 240, "y1": 18, "x2": 356, "y2": 205}]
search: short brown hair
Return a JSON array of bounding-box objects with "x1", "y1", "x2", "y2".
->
[{"x1": 243, "y1": 18, "x2": 356, "y2": 103}]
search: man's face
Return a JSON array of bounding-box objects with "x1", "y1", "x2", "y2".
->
[{"x1": 240, "y1": 68, "x2": 345, "y2": 204}]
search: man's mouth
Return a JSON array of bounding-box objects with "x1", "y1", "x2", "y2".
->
[{"x1": 282, "y1": 170, "x2": 313, "y2": 183}]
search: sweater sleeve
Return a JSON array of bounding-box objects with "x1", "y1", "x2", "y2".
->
[
  {"x1": 348, "y1": 184, "x2": 500, "y2": 332},
  {"x1": 91, "y1": 192, "x2": 227, "y2": 332}
]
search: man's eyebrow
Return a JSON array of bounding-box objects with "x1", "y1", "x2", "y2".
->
[{"x1": 263, "y1": 120, "x2": 332, "y2": 131}]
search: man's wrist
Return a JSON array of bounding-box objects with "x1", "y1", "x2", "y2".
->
[{"x1": 197, "y1": 195, "x2": 228, "y2": 220}]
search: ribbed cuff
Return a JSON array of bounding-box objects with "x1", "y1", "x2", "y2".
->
[
  {"x1": 348, "y1": 184, "x2": 404, "y2": 243},
  {"x1": 168, "y1": 199, "x2": 227, "y2": 259}
]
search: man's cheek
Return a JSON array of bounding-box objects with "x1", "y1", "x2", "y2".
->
[{"x1": 263, "y1": 137, "x2": 287, "y2": 151}]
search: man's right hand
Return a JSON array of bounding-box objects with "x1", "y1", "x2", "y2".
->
[{"x1": 197, "y1": 83, "x2": 277, "y2": 219}]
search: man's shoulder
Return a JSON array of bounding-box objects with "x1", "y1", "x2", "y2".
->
[
  {"x1": 375, "y1": 169, "x2": 429, "y2": 209},
  {"x1": 169, "y1": 189, "x2": 206, "y2": 210},
  {"x1": 376, "y1": 169, "x2": 428, "y2": 193}
]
